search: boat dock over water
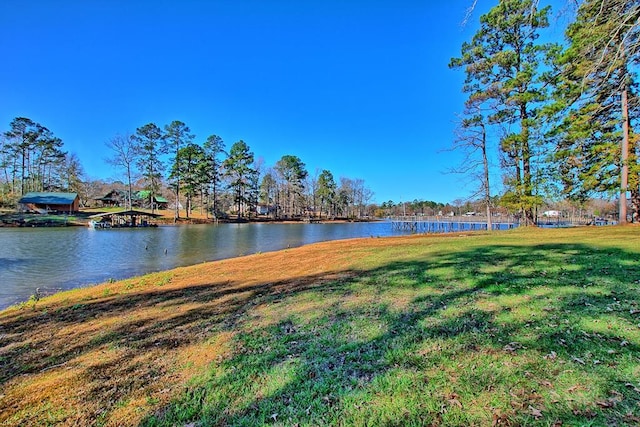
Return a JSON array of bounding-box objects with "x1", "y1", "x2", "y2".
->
[
  {"x1": 88, "y1": 209, "x2": 162, "y2": 229},
  {"x1": 389, "y1": 215, "x2": 518, "y2": 233}
]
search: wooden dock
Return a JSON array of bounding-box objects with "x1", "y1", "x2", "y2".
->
[
  {"x1": 390, "y1": 214, "x2": 613, "y2": 233},
  {"x1": 389, "y1": 215, "x2": 519, "y2": 233}
]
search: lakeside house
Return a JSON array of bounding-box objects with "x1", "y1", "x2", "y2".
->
[
  {"x1": 95, "y1": 190, "x2": 169, "y2": 210},
  {"x1": 134, "y1": 190, "x2": 168, "y2": 210},
  {"x1": 95, "y1": 189, "x2": 128, "y2": 207},
  {"x1": 18, "y1": 192, "x2": 80, "y2": 213},
  {"x1": 256, "y1": 205, "x2": 270, "y2": 215}
]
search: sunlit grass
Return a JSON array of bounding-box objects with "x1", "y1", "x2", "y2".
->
[{"x1": 1, "y1": 226, "x2": 639, "y2": 425}]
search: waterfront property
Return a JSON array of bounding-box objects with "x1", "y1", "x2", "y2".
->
[
  {"x1": 0, "y1": 221, "x2": 413, "y2": 310},
  {"x1": 135, "y1": 190, "x2": 169, "y2": 210},
  {"x1": 17, "y1": 192, "x2": 80, "y2": 213},
  {"x1": 1, "y1": 227, "x2": 638, "y2": 426},
  {"x1": 94, "y1": 189, "x2": 128, "y2": 207}
]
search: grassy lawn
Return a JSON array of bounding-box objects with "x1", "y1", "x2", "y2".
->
[{"x1": 1, "y1": 226, "x2": 639, "y2": 426}]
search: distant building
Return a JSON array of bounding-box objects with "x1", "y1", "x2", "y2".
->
[
  {"x1": 134, "y1": 190, "x2": 168, "y2": 210},
  {"x1": 543, "y1": 210, "x2": 561, "y2": 217},
  {"x1": 18, "y1": 192, "x2": 80, "y2": 213},
  {"x1": 95, "y1": 189, "x2": 128, "y2": 207}
]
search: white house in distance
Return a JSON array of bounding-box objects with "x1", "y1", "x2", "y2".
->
[{"x1": 543, "y1": 210, "x2": 561, "y2": 217}]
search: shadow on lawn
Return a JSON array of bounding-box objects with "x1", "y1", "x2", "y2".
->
[
  {"x1": 1, "y1": 241, "x2": 639, "y2": 426},
  {"x1": 140, "y1": 242, "x2": 640, "y2": 426}
]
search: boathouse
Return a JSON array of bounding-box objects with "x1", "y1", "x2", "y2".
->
[
  {"x1": 18, "y1": 192, "x2": 80, "y2": 213},
  {"x1": 88, "y1": 209, "x2": 162, "y2": 228}
]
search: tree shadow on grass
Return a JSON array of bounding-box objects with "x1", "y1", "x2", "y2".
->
[
  {"x1": 140, "y1": 242, "x2": 640, "y2": 426},
  {"x1": 0, "y1": 266, "x2": 364, "y2": 425},
  {"x1": 1, "y1": 241, "x2": 639, "y2": 426}
]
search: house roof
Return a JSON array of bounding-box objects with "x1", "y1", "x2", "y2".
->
[
  {"x1": 19, "y1": 192, "x2": 79, "y2": 205},
  {"x1": 136, "y1": 191, "x2": 168, "y2": 203},
  {"x1": 95, "y1": 189, "x2": 126, "y2": 201},
  {"x1": 89, "y1": 209, "x2": 163, "y2": 219}
]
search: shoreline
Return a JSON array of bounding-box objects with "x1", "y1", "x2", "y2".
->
[
  {"x1": 0, "y1": 217, "x2": 393, "y2": 310},
  {"x1": 0, "y1": 210, "x2": 379, "y2": 227},
  {"x1": 1, "y1": 226, "x2": 638, "y2": 426}
]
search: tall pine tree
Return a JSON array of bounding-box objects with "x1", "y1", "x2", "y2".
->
[
  {"x1": 223, "y1": 140, "x2": 256, "y2": 219},
  {"x1": 551, "y1": 0, "x2": 639, "y2": 222},
  {"x1": 165, "y1": 121, "x2": 194, "y2": 219},
  {"x1": 450, "y1": 0, "x2": 556, "y2": 225},
  {"x1": 133, "y1": 123, "x2": 167, "y2": 213}
]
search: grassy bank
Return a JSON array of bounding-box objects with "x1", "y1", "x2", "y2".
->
[{"x1": 1, "y1": 226, "x2": 639, "y2": 426}]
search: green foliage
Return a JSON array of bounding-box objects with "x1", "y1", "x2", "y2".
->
[
  {"x1": 133, "y1": 123, "x2": 168, "y2": 212},
  {"x1": 275, "y1": 155, "x2": 308, "y2": 217},
  {"x1": 259, "y1": 171, "x2": 278, "y2": 211},
  {"x1": 169, "y1": 143, "x2": 206, "y2": 217},
  {"x1": 2, "y1": 117, "x2": 69, "y2": 196},
  {"x1": 202, "y1": 135, "x2": 226, "y2": 216},
  {"x1": 548, "y1": 0, "x2": 639, "y2": 220},
  {"x1": 223, "y1": 140, "x2": 257, "y2": 218},
  {"x1": 165, "y1": 120, "x2": 195, "y2": 218},
  {"x1": 450, "y1": 0, "x2": 557, "y2": 224},
  {"x1": 317, "y1": 169, "x2": 336, "y2": 218}
]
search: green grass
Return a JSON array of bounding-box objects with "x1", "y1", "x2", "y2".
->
[{"x1": 139, "y1": 227, "x2": 640, "y2": 426}]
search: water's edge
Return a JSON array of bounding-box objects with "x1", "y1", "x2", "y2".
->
[{"x1": 0, "y1": 222, "x2": 411, "y2": 309}]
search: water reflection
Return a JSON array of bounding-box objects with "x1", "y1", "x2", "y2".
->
[{"x1": 0, "y1": 222, "x2": 406, "y2": 309}]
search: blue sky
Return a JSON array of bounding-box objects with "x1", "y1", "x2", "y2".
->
[{"x1": 0, "y1": 1, "x2": 567, "y2": 204}]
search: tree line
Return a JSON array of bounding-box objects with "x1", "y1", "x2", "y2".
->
[
  {"x1": 1, "y1": 118, "x2": 375, "y2": 220},
  {"x1": 449, "y1": 0, "x2": 639, "y2": 225},
  {"x1": 106, "y1": 121, "x2": 376, "y2": 220},
  {"x1": 0, "y1": 117, "x2": 84, "y2": 200}
]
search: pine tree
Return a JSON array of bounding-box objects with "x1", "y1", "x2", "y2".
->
[
  {"x1": 450, "y1": 0, "x2": 556, "y2": 225},
  {"x1": 223, "y1": 140, "x2": 256, "y2": 219},
  {"x1": 551, "y1": 0, "x2": 639, "y2": 222},
  {"x1": 169, "y1": 143, "x2": 206, "y2": 218},
  {"x1": 317, "y1": 170, "x2": 336, "y2": 219},
  {"x1": 133, "y1": 123, "x2": 167, "y2": 213},
  {"x1": 202, "y1": 135, "x2": 226, "y2": 219},
  {"x1": 165, "y1": 121, "x2": 194, "y2": 219},
  {"x1": 275, "y1": 155, "x2": 308, "y2": 218}
]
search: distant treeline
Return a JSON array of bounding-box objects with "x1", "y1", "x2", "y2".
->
[{"x1": 0, "y1": 118, "x2": 376, "y2": 220}]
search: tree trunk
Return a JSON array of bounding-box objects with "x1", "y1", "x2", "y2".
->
[
  {"x1": 481, "y1": 123, "x2": 493, "y2": 231},
  {"x1": 619, "y1": 85, "x2": 630, "y2": 224},
  {"x1": 520, "y1": 105, "x2": 535, "y2": 226},
  {"x1": 127, "y1": 166, "x2": 133, "y2": 210},
  {"x1": 631, "y1": 189, "x2": 639, "y2": 223},
  {"x1": 20, "y1": 145, "x2": 26, "y2": 195}
]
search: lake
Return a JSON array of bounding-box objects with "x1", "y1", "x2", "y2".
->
[{"x1": 0, "y1": 221, "x2": 413, "y2": 309}]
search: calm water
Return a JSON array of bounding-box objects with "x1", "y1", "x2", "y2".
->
[{"x1": 0, "y1": 222, "x2": 411, "y2": 309}]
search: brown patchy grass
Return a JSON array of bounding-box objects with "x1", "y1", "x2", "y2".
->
[
  {"x1": 1, "y1": 227, "x2": 639, "y2": 426},
  {"x1": 0, "y1": 234, "x2": 426, "y2": 426}
]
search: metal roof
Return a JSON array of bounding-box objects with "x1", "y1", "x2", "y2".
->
[
  {"x1": 18, "y1": 192, "x2": 79, "y2": 205},
  {"x1": 136, "y1": 191, "x2": 168, "y2": 203},
  {"x1": 88, "y1": 209, "x2": 163, "y2": 219}
]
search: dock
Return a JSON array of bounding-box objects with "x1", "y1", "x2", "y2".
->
[
  {"x1": 389, "y1": 215, "x2": 519, "y2": 233},
  {"x1": 88, "y1": 209, "x2": 162, "y2": 228}
]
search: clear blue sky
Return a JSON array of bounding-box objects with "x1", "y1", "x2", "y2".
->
[{"x1": 0, "y1": 1, "x2": 566, "y2": 204}]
